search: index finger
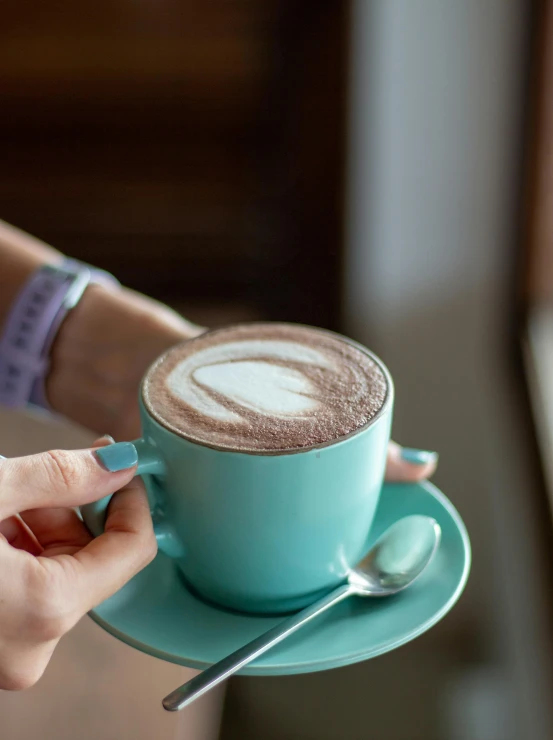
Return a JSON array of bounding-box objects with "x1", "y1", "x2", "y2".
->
[{"x1": 0, "y1": 447, "x2": 137, "y2": 520}]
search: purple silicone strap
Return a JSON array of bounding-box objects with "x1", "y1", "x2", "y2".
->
[{"x1": 0, "y1": 261, "x2": 118, "y2": 409}]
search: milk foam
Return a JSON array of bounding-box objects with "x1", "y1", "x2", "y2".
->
[
  {"x1": 143, "y1": 324, "x2": 388, "y2": 453},
  {"x1": 166, "y1": 340, "x2": 332, "y2": 423}
]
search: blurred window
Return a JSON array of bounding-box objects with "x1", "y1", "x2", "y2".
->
[{"x1": 522, "y1": 1, "x2": 553, "y2": 502}]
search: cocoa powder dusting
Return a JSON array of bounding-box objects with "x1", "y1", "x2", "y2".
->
[{"x1": 142, "y1": 323, "x2": 389, "y2": 454}]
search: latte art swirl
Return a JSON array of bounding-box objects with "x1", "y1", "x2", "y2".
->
[
  {"x1": 166, "y1": 340, "x2": 333, "y2": 423},
  {"x1": 143, "y1": 324, "x2": 388, "y2": 452}
]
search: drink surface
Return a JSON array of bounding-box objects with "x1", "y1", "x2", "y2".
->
[{"x1": 142, "y1": 323, "x2": 388, "y2": 453}]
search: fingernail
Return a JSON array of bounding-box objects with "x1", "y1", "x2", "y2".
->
[
  {"x1": 95, "y1": 442, "x2": 138, "y2": 472},
  {"x1": 101, "y1": 435, "x2": 116, "y2": 445},
  {"x1": 400, "y1": 447, "x2": 438, "y2": 465}
]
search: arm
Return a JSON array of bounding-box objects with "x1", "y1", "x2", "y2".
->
[
  {"x1": 0, "y1": 221, "x2": 439, "y2": 480},
  {"x1": 0, "y1": 220, "x2": 204, "y2": 439}
]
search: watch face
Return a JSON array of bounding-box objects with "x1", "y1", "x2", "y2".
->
[
  {"x1": 62, "y1": 259, "x2": 119, "y2": 288},
  {"x1": 40, "y1": 265, "x2": 73, "y2": 295}
]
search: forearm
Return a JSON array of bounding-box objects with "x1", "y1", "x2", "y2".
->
[
  {"x1": 0, "y1": 220, "x2": 204, "y2": 437},
  {"x1": 47, "y1": 283, "x2": 203, "y2": 436}
]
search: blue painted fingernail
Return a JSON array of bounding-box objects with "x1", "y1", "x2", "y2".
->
[
  {"x1": 400, "y1": 448, "x2": 438, "y2": 465},
  {"x1": 95, "y1": 442, "x2": 138, "y2": 471}
]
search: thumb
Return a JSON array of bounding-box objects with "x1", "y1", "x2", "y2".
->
[{"x1": 0, "y1": 446, "x2": 137, "y2": 519}]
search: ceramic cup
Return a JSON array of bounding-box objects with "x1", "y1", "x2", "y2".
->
[{"x1": 81, "y1": 328, "x2": 393, "y2": 614}]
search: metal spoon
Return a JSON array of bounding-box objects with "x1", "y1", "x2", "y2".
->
[{"x1": 162, "y1": 514, "x2": 441, "y2": 712}]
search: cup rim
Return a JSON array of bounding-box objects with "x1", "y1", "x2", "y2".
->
[{"x1": 140, "y1": 321, "x2": 394, "y2": 456}]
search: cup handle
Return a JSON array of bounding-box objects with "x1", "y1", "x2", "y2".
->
[{"x1": 80, "y1": 439, "x2": 185, "y2": 559}]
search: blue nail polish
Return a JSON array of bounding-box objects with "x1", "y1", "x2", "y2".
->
[
  {"x1": 400, "y1": 448, "x2": 438, "y2": 465},
  {"x1": 96, "y1": 442, "x2": 138, "y2": 471}
]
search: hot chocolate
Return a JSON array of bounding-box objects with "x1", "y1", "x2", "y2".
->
[{"x1": 142, "y1": 323, "x2": 388, "y2": 453}]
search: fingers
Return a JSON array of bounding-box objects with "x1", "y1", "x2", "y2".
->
[
  {"x1": 19, "y1": 508, "x2": 92, "y2": 557},
  {"x1": 0, "y1": 436, "x2": 153, "y2": 693},
  {"x1": 0, "y1": 443, "x2": 137, "y2": 520},
  {"x1": 2, "y1": 439, "x2": 113, "y2": 557},
  {"x1": 63, "y1": 478, "x2": 157, "y2": 610},
  {"x1": 0, "y1": 515, "x2": 42, "y2": 555},
  {"x1": 385, "y1": 441, "x2": 438, "y2": 482}
]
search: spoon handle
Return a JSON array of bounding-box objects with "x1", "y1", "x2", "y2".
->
[{"x1": 162, "y1": 583, "x2": 353, "y2": 712}]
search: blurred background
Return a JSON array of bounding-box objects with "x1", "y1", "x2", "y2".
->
[{"x1": 2, "y1": 1, "x2": 553, "y2": 738}]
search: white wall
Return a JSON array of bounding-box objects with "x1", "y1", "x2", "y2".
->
[
  {"x1": 344, "y1": 0, "x2": 524, "y2": 339},
  {"x1": 344, "y1": 1, "x2": 553, "y2": 739}
]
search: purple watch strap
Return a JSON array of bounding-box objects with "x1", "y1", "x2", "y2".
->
[{"x1": 0, "y1": 261, "x2": 118, "y2": 409}]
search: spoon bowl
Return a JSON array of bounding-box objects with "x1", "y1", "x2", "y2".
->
[{"x1": 349, "y1": 515, "x2": 441, "y2": 595}]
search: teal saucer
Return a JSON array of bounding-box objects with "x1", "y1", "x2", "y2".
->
[{"x1": 89, "y1": 481, "x2": 470, "y2": 676}]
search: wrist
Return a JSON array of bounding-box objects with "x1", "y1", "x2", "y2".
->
[
  {"x1": 0, "y1": 261, "x2": 104, "y2": 410},
  {"x1": 46, "y1": 283, "x2": 205, "y2": 435}
]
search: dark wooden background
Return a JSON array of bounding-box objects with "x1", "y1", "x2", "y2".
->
[{"x1": 0, "y1": 1, "x2": 350, "y2": 330}]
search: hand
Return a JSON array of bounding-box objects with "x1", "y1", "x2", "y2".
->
[
  {"x1": 45, "y1": 282, "x2": 437, "y2": 481},
  {"x1": 0, "y1": 438, "x2": 156, "y2": 690}
]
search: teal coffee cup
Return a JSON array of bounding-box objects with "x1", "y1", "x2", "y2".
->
[{"x1": 81, "y1": 325, "x2": 394, "y2": 614}]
